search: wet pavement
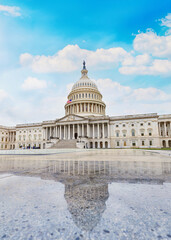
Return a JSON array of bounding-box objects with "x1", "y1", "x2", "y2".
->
[{"x1": 0, "y1": 149, "x2": 171, "y2": 240}]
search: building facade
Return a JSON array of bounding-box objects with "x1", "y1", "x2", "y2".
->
[{"x1": 0, "y1": 62, "x2": 171, "y2": 150}]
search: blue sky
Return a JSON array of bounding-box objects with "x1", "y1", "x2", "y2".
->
[{"x1": 0, "y1": 0, "x2": 171, "y2": 125}]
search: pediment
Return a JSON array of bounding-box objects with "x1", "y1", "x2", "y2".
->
[{"x1": 57, "y1": 114, "x2": 87, "y2": 122}]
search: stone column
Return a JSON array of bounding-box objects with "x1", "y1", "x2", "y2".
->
[
  {"x1": 64, "y1": 125, "x2": 66, "y2": 139},
  {"x1": 97, "y1": 123, "x2": 100, "y2": 139},
  {"x1": 87, "y1": 124, "x2": 89, "y2": 138},
  {"x1": 77, "y1": 104, "x2": 79, "y2": 114},
  {"x1": 107, "y1": 123, "x2": 110, "y2": 138},
  {"x1": 78, "y1": 124, "x2": 80, "y2": 137},
  {"x1": 72, "y1": 124, "x2": 75, "y2": 139},
  {"x1": 164, "y1": 122, "x2": 167, "y2": 136},
  {"x1": 46, "y1": 127, "x2": 48, "y2": 140},
  {"x1": 93, "y1": 124, "x2": 95, "y2": 139},
  {"x1": 68, "y1": 125, "x2": 70, "y2": 139},
  {"x1": 43, "y1": 128, "x2": 45, "y2": 140},
  {"x1": 50, "y1": 127, "x2": 52, "y2": 139},
  {"x1": 102, "y1": 123, "x2": 105, "y2": 138},
  {"x1": 60, "y1": 125, "x2": 62, "y2": 139},
  {"x1": 82, "y1": 124, "x2": 84, "y2": 137}
]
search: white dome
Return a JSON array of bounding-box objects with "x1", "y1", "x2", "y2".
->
[
  {"x1": 72, "y1": 75, "x2": 98, "y2": 90},
  {"x1": 72, "y1": 61, "x2": 98, "y2": 90}
]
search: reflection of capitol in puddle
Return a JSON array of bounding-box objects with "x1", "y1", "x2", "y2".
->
[
  {"x1": 65, "y1": 183, "x2": 108, "y2": 232},
  {"x1": 0, "y1": 158, "x2": 171, "y2": 232}
]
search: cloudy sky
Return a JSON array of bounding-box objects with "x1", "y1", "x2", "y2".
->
[{"x1": 0, "y1": 0, "x2": 171, "y2": 125}]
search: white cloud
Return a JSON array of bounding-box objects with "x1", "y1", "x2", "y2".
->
[
  {"x1": 122, "y1": 53, "x2": 151, "y2": 66},
  {"x1": 0, "y1": 5, "x2": 21, "y2": 17},
  {"x1": 22, "y1": 77, "x2": 47, "y2": 90},
  {"x1": 20, "y1": 44, "x2": 128, "y2": 73},
  {"x1": 160, "y1": 13, "x2": 171, "y2": 34},
  {"x1": 90, "y1": 78, "x2": 171, "y2": 116},
  {"x1": 133, "y1": 30, "x2": 171, "y2": 58},
  {"x1": 19, "y1": 14, "x2": 171, "y2": 77},
  {"x1": 119, "y1": 59, "x2": 171, "y2": 75},
  {"x1": 0, "y1": 89, "x2": 9, "y2": 102}
]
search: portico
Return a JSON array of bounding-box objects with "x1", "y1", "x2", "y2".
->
[{"x1": 43, "y1": 115, "x2": 111, "y2": 148}]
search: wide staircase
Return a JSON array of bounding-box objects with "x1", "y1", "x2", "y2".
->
[{"x1": 50, "y1": 139, "x2": 77, "y2": 149}]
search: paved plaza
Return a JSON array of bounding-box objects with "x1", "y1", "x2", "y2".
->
[{"x1": 0, "y1": 149, "x2": 171, "y2": 240}]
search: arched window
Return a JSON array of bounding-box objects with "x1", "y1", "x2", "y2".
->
[
  {"x1": 116, "y1": 132, "x2": 119, "y2": 137},
  {"x1": 85, "y1": 93, "x2": 87, "y2": 98},
  {"x1": 131, "y1": 129, "x2": 135, "y2": 136}
]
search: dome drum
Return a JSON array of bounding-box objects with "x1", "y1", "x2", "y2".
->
[{"x1": 65, "y1": 62, "x2": 106, "y2": 117}]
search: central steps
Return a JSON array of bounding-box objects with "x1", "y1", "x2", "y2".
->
[{"x1": 50, "y1": 139, "x2": 77, "y2": 149}]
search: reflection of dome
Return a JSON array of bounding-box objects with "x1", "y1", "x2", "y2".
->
[
  {"x1": 64, "y1": 183, "x2": 109, "y2": 232},
  {"x1": 65, "y1": 61, "x2": 106, "y2": 116}
]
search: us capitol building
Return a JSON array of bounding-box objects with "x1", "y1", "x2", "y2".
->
[{"x1": 0, "y1": 62, "x2": 171, "y2": 150}]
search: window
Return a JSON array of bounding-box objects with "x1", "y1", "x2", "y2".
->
[
  {"x1": 149, "y1": 132, "x2": 152, "y2": 136},
  {"x1": 1, "y1": 145, "x2": 3, "y2": 149},
  {"x1": 131, "y1": 124, "x2": 134, "y2": 127},
  {"x1": 123, "y1": 133, "x2": 126, "y2": 137},
  {"x1": 142, "y1": 141, "x2": 144, "y2": 146},
  {"x1": 132, "y1": 142, "x2": 136, "y2": 147},
  {"x1": 79, "y1": 94, "x2": 81, "y2": 98},
  {"x1": 116, "y1": 125, "x2": 119, "y2": 127},
  {"x1": 86, "y1": 93, "x2": 87, "y2": 98},
  {"x1": 140, "y1": 123, "x2": 143, "y2": 126},
  {"x1": 5, "y1": 145, "x2": 7, "y2": 149},
  {"x1": 149, "y1": 140, "x2": 152, "y2": 146},
  {"x1": 117, "y1": 141, "x2": 119, "y2": 146},
  {"x1": 148, "y1": 122, "x2": 151, "y2": 126},
  {"x1": 82, "y1": 93, "x2": 84, "y2": 98},
  {"x1": 116, "y1": 132, "x2": 119, "y2": 137},
  {"x1": 19, "y1": 135, "x2": 21, "y2": 141},
  {"x1": 131, "y1": 129, "x2": 135, "y2": 137},
  {"x1": 141, "y1": 133, "x2": 144, "y2": 136},
  {"x1": 123, "y1": 124, "x2": 125, "y2": 127}
]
